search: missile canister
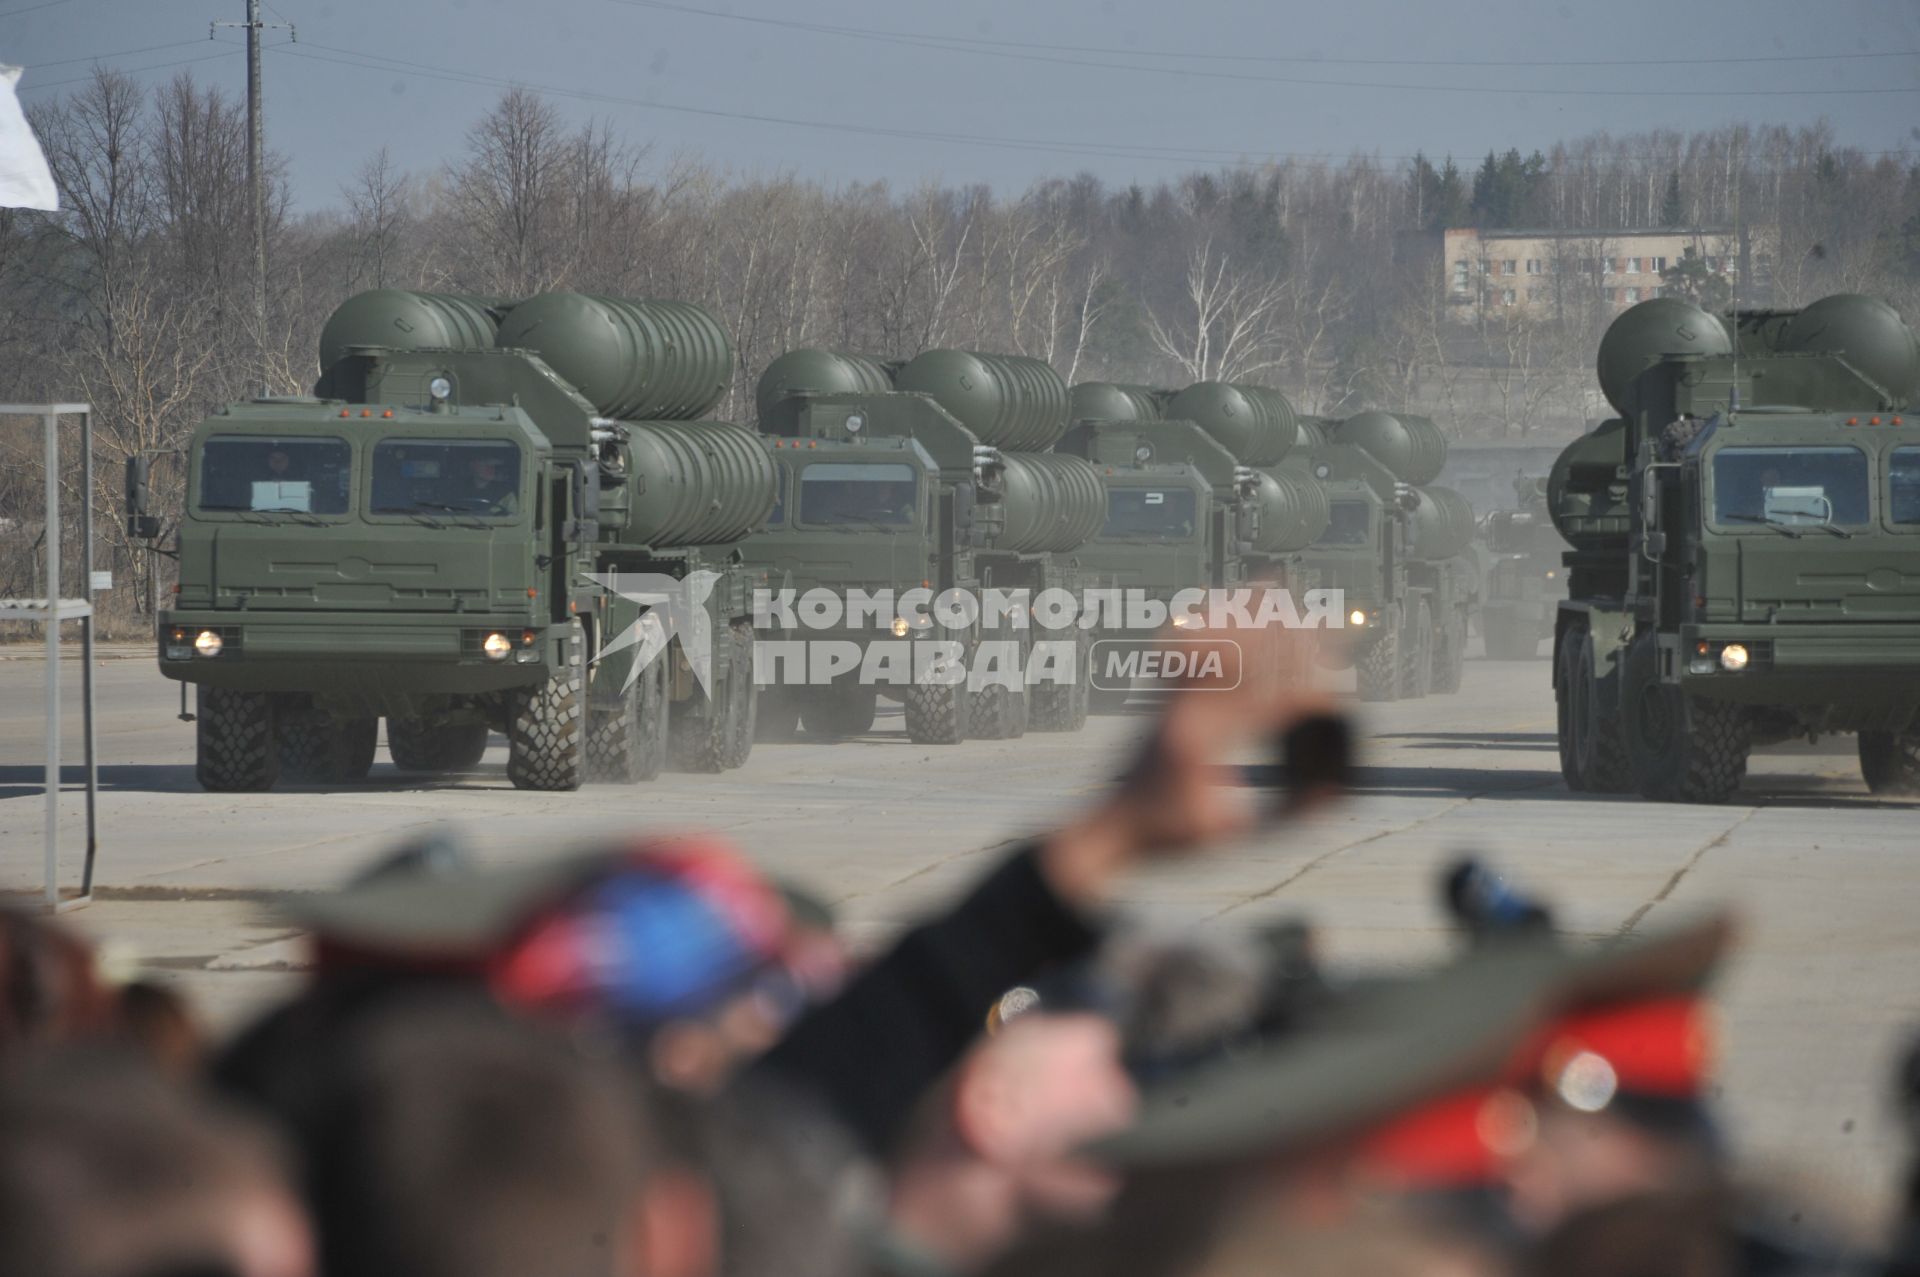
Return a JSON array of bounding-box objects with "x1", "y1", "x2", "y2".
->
[
  {"x1": 1070, "y1": 382, "x2": 1166, "y2": 424},
  {"x1": 1406, "y1": 485, "x2": 1475, "y2": 560},
  {"x1": 1595, "y1": 297, "x2": 1733, "y2": 417},
  {"x1": 895, "y1": 350, "x2": 1071, "y2": 452},
  {"x1": 1248, "y1": 468, "x2": 1332, "y2": 554},
  {"x1": 319, "y1": 290, "x2": 502, "y2": 371},
  {"x1": 495, "y1": 292, "x2": 734, "y2": 422},
  {"x1": 1330, "y1": 410, "x2": 1448, "y2": 485},
  {"x1": 754, "y1": 349, "x2": 896, "y2": 422},
  {"x1": 612, "y1": 422, "x2": 778, "y2": 548},
  {"x1": 1546, "y1": 418, "x2": 1633, "y2": 552},
  {"x1": 1777, "y1": 293, "x2": 1920, "y2": 406},
  {"x1": 1165, "y1": 381, "x2": 1298, "y2": 466},
  {"x1": 993, "y1": 452, "x2": 1106, "y2": 554}
]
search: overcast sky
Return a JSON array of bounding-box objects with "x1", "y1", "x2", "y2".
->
[{"x1": 6, "y1": 0, "x2": 1919, "y2": 210}]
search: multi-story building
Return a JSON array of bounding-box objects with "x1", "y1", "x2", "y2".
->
[{"x1": 1441, "y1": 226, "x2": 1772, "y2": 318}]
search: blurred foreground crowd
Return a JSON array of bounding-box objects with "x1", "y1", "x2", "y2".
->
[{"x1": 0, "y1": 634, "x2": 1901, "y2": 1277}]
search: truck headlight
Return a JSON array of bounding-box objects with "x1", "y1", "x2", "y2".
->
[
  {"x1": 1719, "y1": 643, "x2": 1749, "y2": 672},
  {"x1": 1347, "y1": 608, "x2": 1368, "y2": 627},
  {"x1": 194, "y1": 630, "x2": 224, "y2": 658},
  {"x1": 482, "y1": 632, "x2": 512, "y2": 661}
]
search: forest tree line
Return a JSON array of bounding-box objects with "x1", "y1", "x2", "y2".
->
[{"x1": 2, "y1": 68, "x2": 1917, "y2": 623}]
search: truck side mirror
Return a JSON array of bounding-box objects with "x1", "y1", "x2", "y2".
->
[
  {"x1": 125, "y1": 456, "x2": 160, "y2": 539},
  {"x1": 565, "y1": 461, "x2": 601, "y2": 544}
]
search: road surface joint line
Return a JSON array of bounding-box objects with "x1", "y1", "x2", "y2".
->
[
  {"x1": 1616, "y1": 806, "x2": 1760, "y2": 937},
  {"x1": 1204, "y1": 796, "x2": 1475, "y2": 921}
]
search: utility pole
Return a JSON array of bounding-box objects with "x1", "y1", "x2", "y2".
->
[{"x1": 211, "y1": 2, "x2": 292, "y2": 395}]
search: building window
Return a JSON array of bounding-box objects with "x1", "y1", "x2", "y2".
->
[
  {"x1": 1627, "y1": 257, "x2": 1642, "y2": 274},
  {"x1": 1526, "y1": 259, "x2": 1541, "y2": 274},
  {"x1": 1651, "y1": 287, "x2": 1664, "y2": 298},
  {"x1": 1502, "y1": 289, "x2": 1517, "y2": 306},
  {"x1": 1478, "y1": 259, "x2": 1490, "y2": 275},
  {"x1": 1452, "y1": 261, "x2": 1469, "y2": 288},
  {"x1": 1649, "y1": 256, "x2": 1667, "y2": 273},
  {"x1": 1503, "y1": 259, "x2": 1517, "y2": 276},
  {"x1": 1706, "y1": 257, "x2": 1720, "y2": 273},
  {"x1": 1624, "y1": 287, "x2": 1640, "y2": 303},
  {"x1": 1601, "y1": 258, "x2": 1614, "y2": 275}
]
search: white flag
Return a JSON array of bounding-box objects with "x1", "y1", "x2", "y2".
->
[{"x1": 0, "y1": 65, "x2": 58, "y2": 211}]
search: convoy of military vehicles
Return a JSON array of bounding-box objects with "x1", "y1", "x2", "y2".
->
[{"x1": 128, "y1": 284, "x2": 1919, "y2": 805}]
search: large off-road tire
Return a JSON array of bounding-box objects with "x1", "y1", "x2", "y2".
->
[
  {"x1": 1354, "y1": 626, "x2": 1400, "y2": 703},
  {"x1": 801, "y1": 683, "x2": 878, "y2": 740},
  {"x1": 1556, "y1": 621, "x2": 1634, "y2": 794},
  {"x1": 388, "y1": 720, "x2": 489, "y2": 773},
  {"x1": 905, "y1": 672, "x2": 969, "y2": 745},
  {"x1": 1029, "y1": 633, "x2": 1091, "y2": 732},
  {"x1": 196, "y1": 687, "x2": 279, "y2": 792},
  {"x1": 670, "y1": 621, "x2": 755, "y2": 773},
  {"x1": 1399, "y1": 600, "x2": 1433, "y2": 700},
  {"x1": 506, "y1": 622, "x2": 585, "y2": 792},
  {"x1": 1431, "y1": 606, "x2": 1467, "y2": 694},
  {"x1": 587, "y1": 656, "x2": 668, "y2": 784},
  {"x1": 1858, "y1": 729, "x2": 1920, "y2": 796},
  {"x1": 279, "y1": 713, "x2": 377, "y2": 783},
  {"x1": 715, "y1": 623, "x2": 757, "y2": 771},
  {"x1": 1621, "y1": 636, "x2": 1749, "y2": 804},
  {"x1": 970, "y1": 682, "x2": 1028, "y2": 740}
]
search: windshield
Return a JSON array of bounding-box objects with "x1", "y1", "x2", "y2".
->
[
  {"x1": 798, "y1": 462, "x2": 918, "y2": 528},
  {"x1": 198, "y1": 436, "x2": 352, "y2": 514},
  {"x1": 1102, "y1": 487, "x2": 1197, "y2": 539},
  {"x1": 1314, "y1": 500, "x2": 1373, "y2": 547},
  {"x1": 1892, "y1": 447, "x2": 1920, "y2": 526},
  {"x1": 1711, "y1": 445, "x2": 1869, "y2": 528},
  {"x1": 370, "y1": 439, "x2": 523, "y2": 518}
]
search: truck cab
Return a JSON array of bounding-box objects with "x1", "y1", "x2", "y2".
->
[
  {"x1": 1553, "y1": 293, "x2": 1920, "y2": 801},
  {"x1": 156, "y1": 397, "x2": 571, "y2": 789}
]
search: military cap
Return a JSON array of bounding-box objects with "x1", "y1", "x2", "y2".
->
[{"x1": 1089, "y1": 912, "x2": 1734, "y2": 1167}]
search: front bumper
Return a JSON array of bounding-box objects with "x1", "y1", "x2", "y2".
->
[
  {"x1": 158, "y1": 610, "x2": 557, "y2": 696},
  {"x1": 1675, "y1": 622, "x2": 1920, "y2": 714}
]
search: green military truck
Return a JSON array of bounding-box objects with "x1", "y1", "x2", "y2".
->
[
  {"x1": 1295, "y1": 412, "x2": 1478, "y2": 701},
  {"x1": 745, "y1": 348, "x2": 1104, "y2": 744},
  {"x1": 1059, "y1": 381, "x2": 1330, "y2": 707},
  {"x1": 134, "y1": 289, "x2": 774, "y2": 793},
  {"x1": 1552, "y1": 293, "x2": 1920, "y2": 802},
  {"x1": 1479, "y1": 475, "x2": 1568, "y2": 659}
]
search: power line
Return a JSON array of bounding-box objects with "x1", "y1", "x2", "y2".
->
[
  {"x1": 616, "y1": 0, "x2": 1920, "y2": 70},
  {"x1": 610, "y1": 0, "x2": 1920, "y2": 97},
  {"x1": 273, "y1": 40, "x2": 1920, "y2": 174},
  {"x1": 17, "y1": 47, "x2": 243, "y2": 93},
  {"x1": 0, "y1": 0, "x2": 73, "y2": 18},
  {"x1": 25, "y1": 39, "x2": 211, "y2": 71},
  {"x1": 275, "y1": 41, "x2": 1322, "y2": 167}
]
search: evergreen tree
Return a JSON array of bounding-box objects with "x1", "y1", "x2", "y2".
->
[{"x1": 1662, "y1": 171, "x2": 1684, "y2": 227}]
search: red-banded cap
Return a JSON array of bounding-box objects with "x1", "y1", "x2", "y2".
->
[
  {"x1": 1533, "y1": 995, "x2": 1714, "y2": 1112},
  {"x1": 1353, "y1": 1086, "x2": 1537, "y2": 1189}
]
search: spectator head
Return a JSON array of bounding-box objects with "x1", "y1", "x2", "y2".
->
[
  {"x1": 301, "y1": 995, "x2": 714, "y2": 1277},
  {"x1": 293, "y1": 833, "x2": 846, "y2": 1095},
  {"x1": 0, "y1": 1052, "x2": 313, "y2": 1277},
  {"x1": 1501, "y1": 990, "x2": 1725, "y2": 1234},
  {"x1": 0, "y1": 907, "x2": 116, "y2": 1068}
]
